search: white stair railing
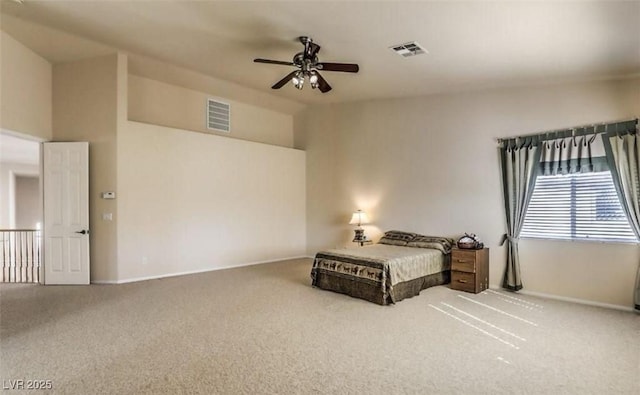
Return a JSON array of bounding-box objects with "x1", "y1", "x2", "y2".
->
[{"x1": 1, "y1": 229, "x2": 41, "y2": 283}]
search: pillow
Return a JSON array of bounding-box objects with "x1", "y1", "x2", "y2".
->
[
  {"x1": 378, "y1": 230, "x2": 417, "y2": 246},
  {"x1": 407, "y1": 235, "x2": 455, "y2": 254}
]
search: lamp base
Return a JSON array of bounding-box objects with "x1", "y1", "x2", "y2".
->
[{"x1": 352, "y1": 228, "x2": 366, "y2": 242}]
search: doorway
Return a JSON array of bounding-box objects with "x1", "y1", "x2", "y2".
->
[{"x1": 0, "y1": 131, "x2": 42, "y2": 283}]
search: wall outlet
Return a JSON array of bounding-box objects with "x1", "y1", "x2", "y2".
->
[
  {"x1": 141, "y1": 256, "x2": 148, "y2": 265},
  {"x1": 102, "y1": 213, "x2": 113, "y2": 221}
]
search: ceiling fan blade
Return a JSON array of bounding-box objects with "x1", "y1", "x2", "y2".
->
[
  {"x1": 271, "y1": 71, "x2": 298, "y2": 89},
  {"x1": 254, "y1": 58, "x2": 295, "y2": 66},
  {"x1": 317, "y1": 62, "x2": 359, "y2": 73},
  {"x1": 315, "y1": 72, "x2": 332, "y2": 93}
]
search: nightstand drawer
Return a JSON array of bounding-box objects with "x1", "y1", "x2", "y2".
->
[
  {"x1": 451, "y1": 250, "x2": 477, "y2": 273},
  {"x1": 451, "y1": 258, "x2": 476, "y2": 273},
  {"x1": 451, "y1": 271, "x2": 476, "y2": 293}
]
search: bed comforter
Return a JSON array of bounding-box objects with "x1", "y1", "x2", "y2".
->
[{"x1": 311, "y1": 244, "x2": 450, "y2": 305}]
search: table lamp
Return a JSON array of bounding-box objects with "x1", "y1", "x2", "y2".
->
[{"x1": 349, "y1": 210, "x2": 370, "y2": 243}]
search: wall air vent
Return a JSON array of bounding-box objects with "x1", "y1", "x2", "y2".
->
[
  {"x1": 389, "y1": 41, "x2": 428, "y2": 57},
  {"x1": 207, "y1": 98, "x2": 230, "y2": 133}
]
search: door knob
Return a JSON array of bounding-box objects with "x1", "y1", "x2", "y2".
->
[{"x1": 75, "y1": 230, "x2": 90, "y2": 235}]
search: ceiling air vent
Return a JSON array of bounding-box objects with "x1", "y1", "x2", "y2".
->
[
  {"x1": 389, "y1": 41, "x2": 428, "y2": 57},
  {"x1": 207, "y1": 98, "x2": 230, "y2": 133}
]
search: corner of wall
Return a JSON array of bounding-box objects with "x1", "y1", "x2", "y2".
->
[
  {"x1": 115, "y1": 51, "x2": 128, "y2": 283},
  {"x1": 52, "y1": 52, "x2": 120, "y2": 283},
  {"x1": 117, "y1": 52, "x2": 128, "y2": 129}
]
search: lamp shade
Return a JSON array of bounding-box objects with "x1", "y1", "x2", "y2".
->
[{"x1": 349, "y1": 210, "x2": 370, "y2": 226}]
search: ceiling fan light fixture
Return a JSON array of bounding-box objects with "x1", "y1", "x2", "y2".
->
[
  {"x1": 308, "y1": 71, "x2": 319, "y2": 89},
  {"x1": 292, "y1": 71, "x2": 304, "y2": 89}
]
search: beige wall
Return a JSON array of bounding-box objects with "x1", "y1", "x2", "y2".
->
[
  {"x1": 294, "y1": 78, "x2": 640, "y2": 308},
  {"x1": 15, "y1": 175, "x2": 40, "y2": 229},
  {"x1": 117, "y1": 121, "x2": 306, "y2": 282},
  {"x1": 128, "y1": 75, "x2": 294, "y2": 148},
  {"x1": 127, "y1": 54, "x2": 304, "y2": 116},
  {"x1": 52, "y1": 51, "x2": 306, "y2": 283},
  {"x1": 53, "y1": 53, "x2": 120, "y2": 282},
  {"x1": 0, "y1": 31, "x2": 52, "y2": 140}
]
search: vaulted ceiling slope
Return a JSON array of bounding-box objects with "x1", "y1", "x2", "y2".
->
[{"x1": 2, "y1": 1, "x2": 639, "y2": 104}]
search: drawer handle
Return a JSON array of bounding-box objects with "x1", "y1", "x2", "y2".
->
[
  {"x1": 457, "y1": 259, "x2": 471, "y2": 263},
  {"x1": 457, "y1": 279, "x2": 468, "y2": 283}
]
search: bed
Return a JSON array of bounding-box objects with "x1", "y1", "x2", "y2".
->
[{"x1": 311, "y1": 231, "x2": 453, "y2": 305}]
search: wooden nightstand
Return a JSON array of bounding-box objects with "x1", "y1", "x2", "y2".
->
[{"x1": 450, "y1": 247, "x2": 489, "y2": 293}]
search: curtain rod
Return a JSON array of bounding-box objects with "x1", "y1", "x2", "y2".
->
[{"x1": 496, "y1": 117, "x2": 638, "y2": 143}]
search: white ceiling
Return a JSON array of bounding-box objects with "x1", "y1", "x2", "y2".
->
[{"x1": 1, "y1": 1, "x2": 639, "y2": 105}]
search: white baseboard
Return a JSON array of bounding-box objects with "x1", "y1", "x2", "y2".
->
[
  {"x1": 490, "y1": 286, "x2": 634, "y2": 312},
  {"x1": 91, "y1": 256, "x2": 310, "y2": 285}
]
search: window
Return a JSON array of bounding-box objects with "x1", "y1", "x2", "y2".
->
[{"x1": 521, "y1": 171, "x2": 637, "y2": 242}]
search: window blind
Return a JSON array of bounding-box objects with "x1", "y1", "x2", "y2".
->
[{"x1": 521, "y1": 171, "x2": 637, "y2": 242}]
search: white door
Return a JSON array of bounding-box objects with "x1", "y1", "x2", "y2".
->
[{"x1": 43, "y1": 142, "x2": 90, "y2": 284}]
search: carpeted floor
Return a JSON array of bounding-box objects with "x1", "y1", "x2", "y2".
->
[{"x1": 1, "y1": 258, "x2": 638, "y2": 394}]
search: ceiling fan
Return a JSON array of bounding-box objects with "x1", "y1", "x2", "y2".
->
[{"x1": 254, "y1": 36, "x2": 359, "y2": 93}]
